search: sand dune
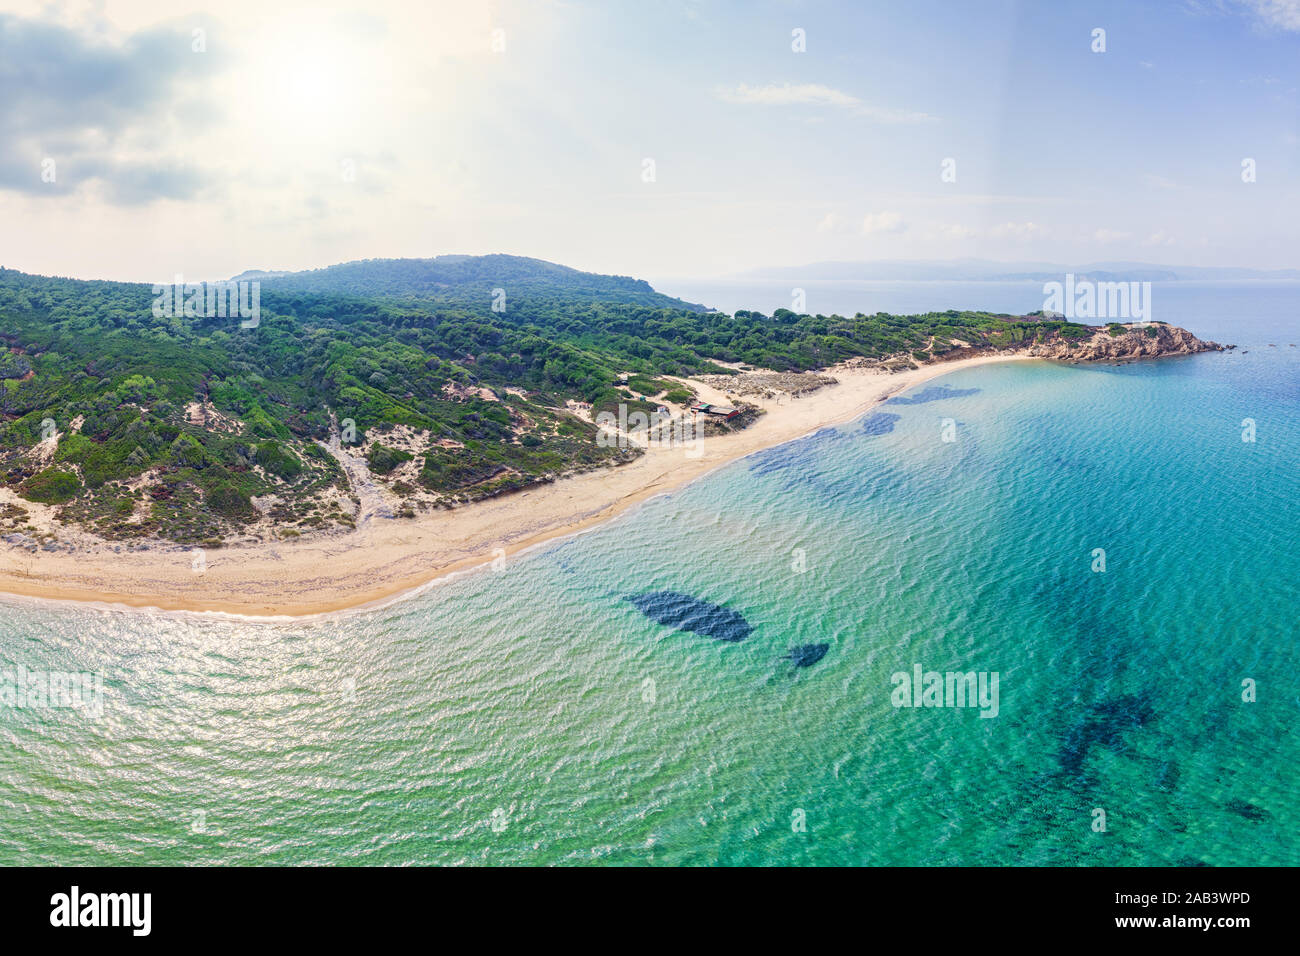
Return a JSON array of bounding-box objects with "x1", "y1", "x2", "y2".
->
[{"x1": 0, "y1": 353, "x2": 1033, "y2": 617}]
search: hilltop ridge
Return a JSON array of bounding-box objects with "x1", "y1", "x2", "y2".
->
[{"x1": 230, "y1": 255, "x2": 709, "y2": 312}]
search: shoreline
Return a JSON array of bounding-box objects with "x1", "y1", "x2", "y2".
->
[{"x1": 0, "y1": 353, "x2": 1035, "y2": 618}]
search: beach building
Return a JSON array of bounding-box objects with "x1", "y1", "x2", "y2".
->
[{"x1": 689, "y1": 401, "x2": 739, "y2": 420}]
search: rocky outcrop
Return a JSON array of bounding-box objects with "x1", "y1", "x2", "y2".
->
[
  {"x1": 865, "y1": 322, "x2": 1227, "y2": 374},
  {"x1": 1023, "y1": 323, "x2": 1226, "y2": 362}
]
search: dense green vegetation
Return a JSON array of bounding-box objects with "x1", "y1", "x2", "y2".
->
[
  {"x1": 366, "y1": 443, "x2": 413, "y2": 475},
  {"x1": 0, "y1": 255, "x2": 1093, "y2": 543}
]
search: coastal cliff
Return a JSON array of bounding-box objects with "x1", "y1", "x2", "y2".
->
[
  {"x1": 854, "y1": 321, "x2": 1227, "y2": 373},
  {"x1": 1022, "y1": 322, "x2": 1226, "y2": 362}
]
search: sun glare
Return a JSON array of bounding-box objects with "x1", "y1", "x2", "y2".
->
[
  {"x1": 241, "y1": 22, "x2": 372, "y2": 148},
  {"x1": 274, "y1": 53, "x2": 346, "y2": 119}
]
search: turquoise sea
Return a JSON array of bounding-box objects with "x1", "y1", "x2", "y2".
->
[{"x1": 1, "y1": 281, "x2": 1297, "y2": 866}]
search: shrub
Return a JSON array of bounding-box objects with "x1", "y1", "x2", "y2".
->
[
  {"x1": 255, "y1": 441, "x2": 303, "y2": 480},
  {"x1": 169, "y1": 433, "x2": 207, "y2": 468},
  {"x1": 420, "y1": 449, "x2": 504, "y2": 491},
  {"x1": 55, "y1": 433, "x2": 95, "y2": 463},
  {"x1": 20, "y1": 468, "x2": 82, "y2": 504},
  {"x1": 367, "y1": 443, "x2": 413, "y2": 474},
  {"x1": 207, "y1": 483, "x2": 255, "y2": 519}
]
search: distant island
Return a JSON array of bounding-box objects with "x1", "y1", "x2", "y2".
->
[{"x1": 0, "y1": 256, "x2": 1222, "y2": 614}]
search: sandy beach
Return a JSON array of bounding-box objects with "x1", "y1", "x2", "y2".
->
[{"x1": 0, "y1": 353, "x2": 1033, "y2": 617}]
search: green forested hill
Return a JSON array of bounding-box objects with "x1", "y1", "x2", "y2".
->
[
  {"x1": 237, "y1": 254, "x2": 708, "y2": 311},
  {"x1": 0, "y1": 255, "x2": 1085, "y2": 544}
]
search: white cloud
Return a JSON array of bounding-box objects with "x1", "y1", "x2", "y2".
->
[
  {"x1": 816, "y1": 212, "x2": 845, "y2": 233},
  {"x1": 1143, "y1": 230, "x2": 1177, "y2": 246},
  {"x1": 1240, "y1": 0, "x2": 1300, "y2": 30},
  {"x1": 988, "y1": 221, "x2": 1043, "y2": 240},
  {"x1": 861, "y1": 211, "x2": 906, "y2": 234},
  {"x1": 718, "y1": 82, "x2": 859, "y2": 107},
  {"x1": 1092, "y1": 228, "x2": 1132, "y2": 242},
  {"x1": 715, "y1": 83, "x2": 936, "y2": 122},
  {"x1": 937, "y1": 223, "x2": 977, "y2": 240}
]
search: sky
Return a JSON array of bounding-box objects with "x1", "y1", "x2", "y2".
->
[{"x1": 0, "y1": 0, "x2": 1297, "y2": 281}]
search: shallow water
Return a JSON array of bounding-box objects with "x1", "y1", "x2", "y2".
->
[{"x1": 1, "y1": 282, "x2": 1296, "y2": 865}]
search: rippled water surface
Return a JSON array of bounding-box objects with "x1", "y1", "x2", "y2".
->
[{"x1": 2, "y1": 282, "x2": 1296, "y2": 865}]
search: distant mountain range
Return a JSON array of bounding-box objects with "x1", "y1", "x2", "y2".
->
[{"x1": 742, "y1": 259, "x2": 1300, "y2": 283}]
